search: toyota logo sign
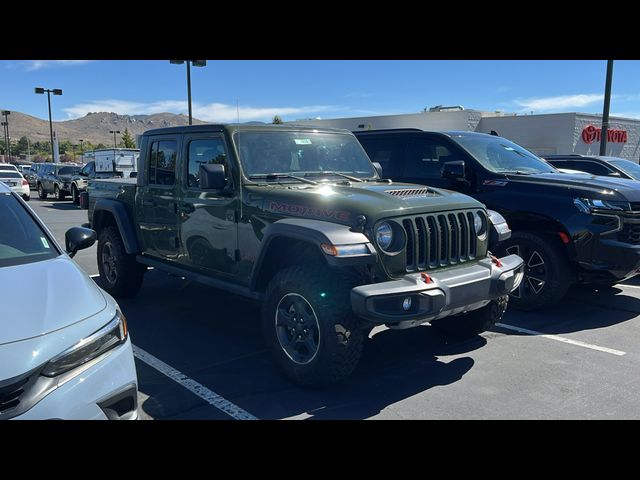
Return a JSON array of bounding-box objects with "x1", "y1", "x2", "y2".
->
[{"x1": 582, "y1": 125, "x2": 628, "y2": 144}]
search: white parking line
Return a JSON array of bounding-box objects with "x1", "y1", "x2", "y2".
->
[
  {"x1": 495, "y1": 323, "x2": 626, "y2": 356},
  {"x1": 132, "y1": 345, "x2": 258, "y2": 420}
]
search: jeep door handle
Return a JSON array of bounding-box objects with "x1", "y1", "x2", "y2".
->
[{"x1": 143, "y1": 199, "x2": 156, "y2": 207}]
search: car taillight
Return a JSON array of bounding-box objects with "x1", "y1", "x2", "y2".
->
[{"x1": 22, "y1": 179, "x2": 28, "y2": 186}]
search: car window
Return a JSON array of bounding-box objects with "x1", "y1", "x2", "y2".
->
[
  {"x1": 187, "y1": 137, "x2": 228, "y2": 188},
  {"x1": 356, "y1": 136, "x2": 405, "y2": 178},
  {"x1": 571, "y1": 161, "x2": 613, "y2": 176},
  {"x1": 0, "y1": 172, "x2": 22, "y2": 178},
  {"x1": 58, "y1": 166, "x2": 80, "y2": 175},
  {"x1": 403, "y1": 137, "x2": 458, "y2": 179},
  {"x1": 149, "y1": 140, "x2": 177, "y2": 186},
  {"x1": 608, "y1": 159, "x2": 640, "y2": 180},
  {"x1": 0, "y1": 193, "x2": 59, "y2": 267}
]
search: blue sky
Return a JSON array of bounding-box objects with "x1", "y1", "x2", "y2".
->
[{"x1": 2, "y1": 60, "x2": 640, "y2": 122}]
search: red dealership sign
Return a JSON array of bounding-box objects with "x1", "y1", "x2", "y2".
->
[{"x1": 581, "y1": 125, "x2": 627, "y2": 144}]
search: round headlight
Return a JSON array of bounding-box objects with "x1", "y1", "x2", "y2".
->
[
  {"x1": 472, "y1": 211, "x2": 487, "y2": 237},
  {"x1": 376, "y1": 222, "x2": 393, "y2": 251}
]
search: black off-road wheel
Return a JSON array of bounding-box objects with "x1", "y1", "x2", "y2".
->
[
  {"x1": 496, "y1": 231, "x2": 571, "y2": 311},
  {"x1": 71, "y1": 185, "x2": 79, "y2": 204},
  {"x1": 431, "y1": 296, "x2": 508, "y2": 337},
  {"x1": 37, "y1": 183, "x2": 47, "y2": 199},
  {"x1": 97, "y1": 225, "x2": 145, "y2": 298},
  {"x1": 54, "y1": 185, "x2": 65, "y2": 201},
  {"x1": 262, "y1": 265, "x2": 364, "y2": 388}
]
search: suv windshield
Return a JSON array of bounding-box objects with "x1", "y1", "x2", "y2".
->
[
  {"x1": 608, "y1": 158, "x2": 640, "y2": 181},
  {"x1": 0, "y1": 193, "x2": 59, "y2": 267},
  {"x1": 453, "y1": 135, "x2": 556, "y2": 174},
  {"x1": 234, "y1": 130, "x2": 376, "y2": 180},
  {"x1": 58, "y1": 166, "x2": 80, "y2": 175}
]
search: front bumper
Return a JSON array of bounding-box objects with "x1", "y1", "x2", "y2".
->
[
  {"x1": 12, "y1": 338, "x2": 138, "y2": 420},
  {"x1": 351, "y1": 254, "x2": 523, "y2": 326}
]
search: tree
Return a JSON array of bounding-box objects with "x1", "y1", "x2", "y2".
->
[
  {"x1": 16, "y1": 136, "x2": 30, "y2": 155},
  {"x1": 272, "y1": 115, "x2": 283, "y2": 124},
  {"x1": 97, "y1": 143, "x2": 107, "y2": 149},
  {"x1": 121, "y1": 128, "x2": 136, "y2": 148}
]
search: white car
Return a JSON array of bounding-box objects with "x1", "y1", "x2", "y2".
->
[
  {"x1": 0, "y1": 183, "x2": 138, "y2": 419},
  {"x1": 0, "y1": 169, "x2": 30, "y2": 201}
]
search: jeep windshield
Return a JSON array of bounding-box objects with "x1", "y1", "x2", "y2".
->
[
  {"x1": 234, "y1": 130, "x2": 377, "y2": 182},
  {"x1": 453, "y1": 135, "x2": 557, "y2": 175}
]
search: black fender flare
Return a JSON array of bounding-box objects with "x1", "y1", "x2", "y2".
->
[
  {"x1": 250, "y1": 218, "x2": 376, "y2": 292},
  {"x1": 92, "y1": 198, "x2": 140, "y2": 254}
]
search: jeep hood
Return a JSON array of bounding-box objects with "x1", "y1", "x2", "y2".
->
[{"x1": 247, "y1": 181, "x2": 484, "y2": 226}]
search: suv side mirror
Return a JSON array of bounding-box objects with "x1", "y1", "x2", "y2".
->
[
  {"x1": 65, "y1": 227, "x2": 97, "y2": 258},
  {"x1": 372, "y1": 162, "x2": 383, "y2": 177},
  {"x1": 199, "y1": 164, "x2": 226, "y2": 190},
  {"x1": 442, "y1": 161, "x2": 466, "y2": 181}
]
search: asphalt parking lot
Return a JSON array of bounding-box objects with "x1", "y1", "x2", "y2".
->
[{"x1": 32, "y1": 196, "x2": 640, "y2": 419}]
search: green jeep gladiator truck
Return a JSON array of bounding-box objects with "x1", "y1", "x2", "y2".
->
[{"x1": 86, "y1": 124, "x2": 523, "y2": 387}]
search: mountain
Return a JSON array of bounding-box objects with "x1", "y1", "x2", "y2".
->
[{"x1": 0, "y1": 110, "x2": 207, "y2": 146}]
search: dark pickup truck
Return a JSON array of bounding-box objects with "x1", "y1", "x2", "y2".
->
[
  {"x1": 86, "y1": 124, "x2": 522, "y2": 386},
  {"x1": 355, "y1": 129, "x2": 640, "y2": 310}
]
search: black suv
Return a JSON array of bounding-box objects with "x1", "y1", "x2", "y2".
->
[
  {"x1": 544, "y1": 154, "x2": 640, "y2": 181},
  {"x1": 355, "y1": 129, "x2": 640, "y2": 310},
  {"x1": 36, "y1": 163, "x2": 81, "y2": 200}
]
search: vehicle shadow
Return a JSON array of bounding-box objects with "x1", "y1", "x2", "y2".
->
[
  {"x1": 39, "y1": 202, "x2": 77, "y2": 210},
  {"x1": 123, "y1": 271, "x2": 483, "y2": 420},
  {"x1": 498, "y1": 283, "x2": 640, "y2": 335}
]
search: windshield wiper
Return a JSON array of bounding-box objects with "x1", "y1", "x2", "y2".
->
[
  {"x1": 496, "y1": 170, "x2": 535, "y2": 175},
  {"x1": 248, "y1": 173, "x2": 318, "y2": 185},
  {"x1": 303, "y1": 171, "x2": 363, "y2": 182}
]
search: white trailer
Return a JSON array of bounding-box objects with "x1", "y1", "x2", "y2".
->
[{"x1": 82, "y1": 148, "x2": 139, "y2": 177}]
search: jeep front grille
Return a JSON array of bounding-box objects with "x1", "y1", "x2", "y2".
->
[{"x1": 401, "y1": 211, "x2": 478, "y2": 271}]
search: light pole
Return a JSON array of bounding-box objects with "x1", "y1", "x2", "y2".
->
[
  {"x1": 79, "y1": 139, "x2": 84, "y2": 163},
  {"x1": 1, "y1": 121, "x2": 7, "y2": 162},
  {"x1": 169, "y1": 60, "x2": 207, "y2": 125},
  {"x1": 34, "y1": 88, "x2": 62, "y2": 162},
  {"x1": 600, "y1": 60, "x2": 614, "y2": 156},
  {"x1": 2, "y1": 111, "x2": 11, "y2": 162},
  {"x1": 109, "y1": 130, "x2": 120, "y2": 149}
]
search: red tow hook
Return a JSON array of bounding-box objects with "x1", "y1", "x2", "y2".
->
[
  {"x1": 421, "y1": 272, "x2": 433, "y2": 284},
  {"x1": 489, "y1": 252, "x2": 503, "y2": 267}
]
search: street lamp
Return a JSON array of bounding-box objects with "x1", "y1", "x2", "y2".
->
[
  {"x1": 2, "y1": 111, "x2": 10, "y2": 162},
  {"x1": 169, "y1": 60, "x2": 207, "y2": 125},
  {"x1": 34, "y1": 88, "x2": 63, "y2": 162},
  {"x1": 109, "y1": 130, "x2": 120, "y2": 149}
]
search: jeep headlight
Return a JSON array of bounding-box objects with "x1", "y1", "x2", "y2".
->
[
  {"x1": 472, "y1": 210, "x2": 487, "y2": 238},
  {"x1": 41, "y1": 310, "x2": 128, "y2": 377},
  {"x1": 574, "y1": 198, "x2": 630, "y2": 213},
  {"x1": 376, "y1": 222, "x2": 394, "y2": 251}
]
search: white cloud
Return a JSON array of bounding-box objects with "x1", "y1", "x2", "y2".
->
[
  {"x1": 63, "y1": 99, "x2": 340, "y2": 123},
  {"x1": 25, "y1": 60, "x2": 93, "y2": 71},
  {"x1": 514, "y1": 93, "x2": 604, "y2": 112}
]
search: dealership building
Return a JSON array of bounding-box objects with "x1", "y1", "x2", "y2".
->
[{"x1": 294, "y1": 108, "x2": 640, "y2": 161}]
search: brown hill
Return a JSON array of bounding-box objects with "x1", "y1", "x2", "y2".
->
[{"x1": 0, "y1": 110, "x2": 206, "y2": 146}]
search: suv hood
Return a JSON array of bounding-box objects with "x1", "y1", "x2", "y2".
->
[
  {"x1": 248, "y1": 181, "x2": 484, "y2": 226},
  {"x1": 0, "y1": 256, "x2": 106, "y2": 345},
  {"x1": 504, "y1": 172, "x2": 640, "y2": 202}
]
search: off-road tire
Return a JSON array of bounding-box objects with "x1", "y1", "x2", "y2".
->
[
  {"x1": 496, "y1": 231, "x2": 571, "y2": 310},
  {"x1": 97, "y1": 225, "x2": 145, "y2": 298},
  {"x1": 262, "y1": 265, "x2": 364, "y2": 388},
  {"x1": 37, "y1": 183, "x2": 47, "y2": 199},
  {"x1": 71, "y1": 185, "x2": 79, "y2": 204},
  {"x1": 431, "y1": 296, "x2": 508, "y2": 336}
]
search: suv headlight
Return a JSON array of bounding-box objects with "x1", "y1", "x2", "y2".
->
[
  {"x1": 41, "y1": 310, "x2": 128, "y2": 377},
  {"x1": 376, "y1": 222, "x2": 394, "y2": 251},
  {"x1": 574, "y1": 198, "x2": 630, "y2": 213}
]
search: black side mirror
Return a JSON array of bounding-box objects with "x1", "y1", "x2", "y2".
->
[
  {"x1": 372, "y1": 162, "x2": 383, "y2": 177},
  {"x1": 442, "y1": 161, "x2": 466, "y2": 182},
  {"x1": 129, "y1": 171, "x2": 137, "y2": 178},
  {"x1": 199, "y1": 164, "x2": 226, "y2": 190},
  {"x1": 65, "y1": 227, "x2": 97, "y2": 258}
]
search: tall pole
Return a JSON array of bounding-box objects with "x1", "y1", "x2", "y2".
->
[
  {"x1": 47, "y1": 90, "x2": 54, "y2": 161},
  {"x1": 600, "y1": 60, "x2": 614, "y2": 156},
  {"x1": 186, "y1": 61, "x2": 193, "y2": 125},
  {"x1": 1, "y1": 121, "x2": 7, "y2": 162},
  {"x1": 2, "y1": 111, "x2": 11, "y2": 162},
  {"x1": 27, "y1": 137, "x2": 30, "y2": 163}
]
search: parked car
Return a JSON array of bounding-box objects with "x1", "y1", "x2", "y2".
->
[
  {"x1": 355, "y1": 129, "x2": 640, "y2": 311},
  {"x1": 25, "y1": 163, "x2": 45, "y2": 188},
  {"x1": 36, "y1": 163, "x2": 81, "y2": 200},
  {"x1": 0, "y1": 170, "x2": 30, "y2": 200},
  {"x1": 0, "y1": 164, "x2": 19, "y2": 173},
  {"x1": 0, "y1": 182, "x2": 138, "y2": 419},
  {"x1": 70, "y1": 161, "x2": 124, "y2": 204},
  {"x1": 545, "y1": 154, "x2": 640, "y2": 181},
  {"x1": 86, "y1": 124, "x2": 523, "y2": 387}
]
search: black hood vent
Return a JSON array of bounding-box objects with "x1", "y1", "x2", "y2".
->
[{"x1": 384, "y1": 188, "x2": 439, "y2": 198}]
